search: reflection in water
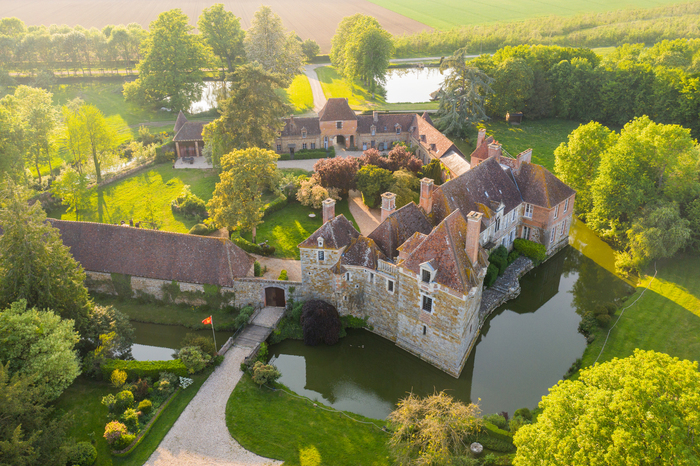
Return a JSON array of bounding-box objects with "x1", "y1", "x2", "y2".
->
[
  {"x1": 384, "y1": 67, "x2": 444, "y2": 103},
  {"x1": 130, "y1": 321, "x2": 234, "y2": 361},
  {"x1": 270, "y1": 246, "x2": 633, "y2": 419},
  {"x1": 190, "y1": 81, "x2": 229, "y2": 114}
]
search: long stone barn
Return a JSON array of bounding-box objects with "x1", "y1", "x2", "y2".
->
[{"x1": 48, "y1": 219, "x2": 299, "y2": 309}]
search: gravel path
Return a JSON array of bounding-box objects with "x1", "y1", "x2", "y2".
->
[
  {"x1": 304, "y1": 64, "x2": 327, "y2": 113},
  {"x1": 251, "y1": 254, "x2": 301, "y2": 281},
  {"x1": 145, "y1": 346, "x2": 281, "y2": 466},
  {"x1": 348, "y1": 190, "x2": 381, "y2": 235}
]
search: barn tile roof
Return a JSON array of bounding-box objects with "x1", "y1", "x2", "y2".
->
[
  {"x1": 173, "y1": 122, "x2": 205, "y2": 142},
  {"x1": 174, "y1": 111, "x2": 188, "y2": 134},
  {"x1": 280, "y1": 117, "x2": 321, "y2": 137},
  {"x1": 469, "y1": 135, "x2": 495, "y2": 163},
  {"x1": 515, "y1": 163, "x2": 576, "y2": 208},
  {"x1": 421, "y1": 112, "x2": 434, "y2": 126},
  {"x1": 400, "y1": 210, "x2": 487, "y2": 294},
  {"x1": 318, "y1": 98, "x2": 357, "y2": 121},
  {"x1": 356, "y1": 113, "x2": 416, "y2": 134},
  {"x1": 48, "y1": 219, "x2": 253, "y2": 287},
  {"x1": 341, "y1": 236, "x2": 387, "y2": 268},
  {"x1": 368, "y1": 202, "x2": 433, "y2": 260},
  {"x1": 412, "y1": 114, "x2": 469, "y2": 176},
  {"x1": 298, "y1": 215, "x2": 360, "y2": 250},
  {"x1": 396, "y1": 231, "x2": 427, "y2": 257}
]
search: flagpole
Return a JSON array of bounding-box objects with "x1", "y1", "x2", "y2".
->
[{"x1": 211, "y1": 316, "x2": 217, "y2": 352}]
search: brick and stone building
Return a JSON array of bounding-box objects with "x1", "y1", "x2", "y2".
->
[{"x1": 173, "y1": 111, "x2": 205, "y2": 159}]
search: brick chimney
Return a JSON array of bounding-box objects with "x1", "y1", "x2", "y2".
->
[
  {"x1": 381, "y1": 192, "x2": 396, "y2": 222},
  {"x1": 477, "y1": 128, "x2": 486, "y2": 147},
  {"x1": 373, "y1": 111, "x2": 379, "y2": 122},
  {"x1": 488, "y1": 142, "x2": 502, "y2": 163},
  {"x1": 322, "y1": 198, "x2": 336, "y2": 224},
  {"x1": 465, "y1": 211, "x2": 483, "y2": 267},
  {"x1": 420, "y1": 178, "x2": 434, "y2": 213},
  {"x1": 516, "y1": 148, "x2": 532, "y2": 173}
]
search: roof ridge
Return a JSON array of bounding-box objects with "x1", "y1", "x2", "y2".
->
[
  {"x1": 49, "y1": 219, "x2": 232, "y2": 243},
  {"x1": 442, "y1": 210, "x2": 470, "y2": 291}
]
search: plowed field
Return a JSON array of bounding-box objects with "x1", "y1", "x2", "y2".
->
[{"x1": 0, "y1": 0, "x2": 431, "y2": 53}]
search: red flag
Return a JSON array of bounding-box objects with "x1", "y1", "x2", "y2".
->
[{"x1": 202, "y1": 316, "x2": 212, "y2": 325}]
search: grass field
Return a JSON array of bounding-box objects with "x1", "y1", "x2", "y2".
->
[
  {"x1": 580, "y1": 255, "x2": 700, "y2": 369},
  {"x1": 366, "y1": 0, "x2": 683, "y2": 30},
  {"x1": 226, "y1": 375, "x2": 391, "y2": 466},
  {"x1": 47, "y1": 164, "x2": 219, "y2": 234},
  {"x1": 278, "y1": 74, "x2": 314, "y2": 114},
  {"x1": 241, "y1": 198, "x2": 359, "y2": 259}
]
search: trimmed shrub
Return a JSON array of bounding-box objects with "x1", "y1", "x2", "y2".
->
[
  {"x1": 251, "y1": 361, "x2": 281, "y2": 387},
  {"x1": 230, "y1": 233, "x2": 275, "y2": 256},
  {"x1": 489, "y1": 246, "x2": 508, "y2": 275},
  {"x1": 300, "y1": 299, "x2": 342, "y2": 346},
  {"x1": 513, "y1": 407, "x2": 533, "y2": 421},
  {"x1": 188, "y1": 223, "x2": 209, "y2": 235},
  {"x1": 262, "y1": 195, "x2": 288, "y2": 217},
  {"x1": 113, "y1": 433, "x2": 136, "y2": 451},
  {"x1": 101, "y1": 359, "x2": 188, "y2": 380},
  {"x1": 483, "y1": 422, "x2": 514, "y2": 443},
  {"x1": 483, "y1": 414, "x2": 508, "y2": 430},
  {"x1": 278, "y1": 270, "x2": 288, "y2": 280},
  {"x1": 65, "y1": 441, "x2": 97, "y2": 466},
  {"x1": 111, "y1": 369, "x2": 127, "y2": 388},
  {"x1": 129, "y1": 378, "x2": 151, "y2": 401},
  {"x1": 120, "y1": 408, "x2": 140, "y2": 433},
  {"x1": 137, "y1": 399, "x2": 153, "y2": 415},
  {"x1": 507, "y1": 250, "x2": 520, "y2": 264},
  {"x1": 115, "y1": 390, "x2": 134, "y2": 412},
  {"x1": 178, "y1": 346, "x2": 211, "y2": 374},
  {"x1": 513, "y1": 238, "x2": 547, "y2": 262},
  {"x1": 234, "y1": 305, "x2": 255, "y2": 329},
  {"x1": 171, "y1": 185, "x2": 208, "y2": 220},
  {"x1": 484, "y1": 264, "x2": 499, "y2": 287},
  {"x1": 103, "y1": 421, "x2": 127, "y2": 445},
  {"x1": 181, "y1": 333, "x2": 216, "y2": 358},
  {"x1": 253, "y1": 261, "x2": 262, "y2": 277}
]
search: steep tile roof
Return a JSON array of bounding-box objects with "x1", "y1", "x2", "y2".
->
[
  {"x1": 396, "y1": 231, "x2": 427, "y2": 257},
  {"x1": 48, "y1": 220, "x2": 253, "y2": 287},
  {"x1": 174, "y1": 111, "x2": 188, "y2": 134},
  {"x1": 280, "y1": 117, "x2": 321, "y2": 137},
  {"x1": 412, "y1": 114, "x2": 468, "y2": 176},
  {"x1": 431, "y1": 156, "x2": 522, "y2": 229},
  {"x1": 341, "y1": 236, "x2": 387, "y2": 268},
  {"x1": 421, "y1": 111, "x2": 434, "y2": 126},
  {"x1": 173, "y1": 122, "x2": 205, "y2": 142},
  {"x1": 368, "y1": 202, "x2": 433, "y2": 260},
  {"x1": 318, "y1": 98, "x2": 357, "y2": 122},
  {"x1": 469, "y1": 135, "x2": 495, "y2": 163},
  {"x1": 515, "y1": 163, "x2": 576, "y2": 208},
  {"x1": 298, "y1": 215, "x2": 360, "y2": 250},
  {"x1": 400, "y1": 210, "x2": 488, "y2": 294},
  {"x1": 356, "y1": 113, "x2": 416, "y2": 134}
]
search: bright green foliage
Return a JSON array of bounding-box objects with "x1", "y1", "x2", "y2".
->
[
  {"x1": 0, "y1": 104, "x2": 25, "y2": 181},
  {"x1": 513, "y1": 238, "x2": 547, "y2": 262},
  {"x1": 103, "y1": 421, "x2": 127, "y2": 445},
  {"x1": 418, "y1": 159, "x2": 446, "y2": 185},
  {"x1": 123, "y1": 9, "x2": 210, "y2": 112},
  {"x1": 52, "y1": 166, "x2": 89, "y2": 220},
  {"x1": 111, "y1": 369, "x2": 127, "y2": 388},
  {"x1": 687, "y1": 199, "x2": 700, "y2": 252},
  {"x1": 250, "y1": 361, "x2": 281, "y2": 387},
  {"x1": 278, "y1": 270, "x2": 288, "y2": 281},
  {"x1": 120, "y1": 408, "x2": 140, "y2": 433},
  {"x1": 64, "y1": 441, "x2": 97, "y2": 466},
  {"x1": 330, "y1": 14, "x2": 393, "y2": 92},
  {"x1": 100, "y1": 359, "x2": 188, "y2": 380},
  {"x1": 355, "y1": 164, "x2": 394, "y2": 208},
  {"x1": 554, "y1": 121, "x2": 617, "y2": 215},
  {"x1": 203, "y1": 63, "x2": 290, "y2": 167},
  {"x1": 0, "y1": 301, "x2": 80, "y2": 401},
  {"x1": 301, "y1": 39, "x2": 320, "y2": 62},
  {"x1": 198, "y1": 4, "x2": 244, "y2": 73},
  {"x1": 388, "y1": 169, "x2": 419, "y2": 209},
  {"x1": 180, "y1": 333, "x2": 216, "y2": 358},
  {"x1": 207, "y1": 147, "x2": 279, "y2": 240},
  {"x1": 243, "y1": 6, "x2": 304, "y2": 87},
  {"x1": 489, "y1": 58, "x2": 534, "y2": 117},
  {"x1": 114, "y1": 390, "x2": 134, "y2": 412},
  {"x1": 436, "y1": 48, "x2": 494, "y2": 138},
  {"x1": 233, "y1": 306, "x2": 255, "y2": 329},
  {"x1": 0, "y1": 181, "x2": 92, "y2": 332},
  {"x1": 514, "y1": 350, "x2": 700, "y2": 466},
  {"x1": 387, "y1": 391, "x2": 483, "y2": 466},
  {"x1": 178, "y1": 346, "x2": 211, "y2": 374},
  {"x1": 138, "y1": 399, "x2": 153, "y2": 415}
]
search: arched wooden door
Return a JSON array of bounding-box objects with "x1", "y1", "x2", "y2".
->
[{"x1": 265, "y1": 287, "x2": 286, "y2": 307}]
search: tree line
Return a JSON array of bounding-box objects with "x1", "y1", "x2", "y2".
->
[{"x1": 393, "y1": 2, "x2": 700, "y2": 57}]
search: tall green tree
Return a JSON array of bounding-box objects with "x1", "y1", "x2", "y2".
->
[
  {"x1": 206, "y1": 147, "x2": 279, "y2": 241},
  {"x1": 435, "y1": 47, "x2": 494, "y2": 139},
  {"x1": 62, "y1": 103, "x2": 116, "y2": 183},
  {"x1": 202, "y1": 63, "x2": 289, "y2": 167},
  {"x1": 198, "y1": 4, "x2": 245, "y2": 73},
  {"x1": 123, "y1": 9, "x2": 210, "y2": 112},
  {"x1": 488, "y1": 58, "x2": 534, "y2": 117},
  {"x1": 243, "y1": 6, "x2": 304, "y2": 87},
  {"x1": 514, "y1": 350, "x2": 700, "y2": 465},
  {"x1": 0, "y1": 104, "x2": 25, "y2": 181},
  {"x1": 52, "y1": 166, "x2": 89, "y2": 220},
  {"x1": 0, "y1": 180, "x2": 92, "y2": 333}
]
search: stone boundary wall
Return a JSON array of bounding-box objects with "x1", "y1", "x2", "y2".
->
[{"x1": 234, "y1": 278, "x2": 303, "y2": 308}]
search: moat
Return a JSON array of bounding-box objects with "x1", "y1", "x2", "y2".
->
[{"x1": 130, "y1": 221, "x2": 632, "y2": 419}]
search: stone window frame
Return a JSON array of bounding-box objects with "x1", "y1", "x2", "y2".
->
[
  {"x1": 336, "y1": 121, "x2": 343, "y2": 129},
  {"x1": 395, "y1": 124, "x2": 401, "y2": 134},
  {"x1": 386, "y1": 278, "x2": 395, "y2": 294},
  {"x1": 276, "y1": 144, "x2": 282, "y2": 152},
  {"x1": 422, "y1": 325, "x2": 427, "y2": 335},
  {"x1": 550, "y1": 229, "x2": 556, "y2": 244},
  {"x1": 302, "y1": 143, "x2": 307, "y2": 150},
  {"x1": 564, "y1": 198, "x2": 569, "y2": 213},
  {"x1": 371, "y1": 125, "x2": 376, "y2": 136},
  {"x1": 421, "y1": 294, "x2": 433, "y2": 313},
  {"x1": 318, "y1": 250, "x2": 325, "y2": 261},
  {"x1": 302, "y1": 129, "x2": 307, "y2": 138},
  {"x1": 554, "y1": 204, "x2": 559, "y2": 219},
  {"x1": 525, "y1": 203, "x2": 533, "y2": 218},
  {"x1": 522, "y1": 225, "x2": 530, "y2": 240},
  {"x1": 421, "y1": 269, "x2": 431, "y2": 283},
  {"x1": 311, "y1": 143, "x2": 316, "y2": 149}
]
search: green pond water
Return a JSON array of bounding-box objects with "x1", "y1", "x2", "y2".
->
[{"x1": 130, "y1": 322, "x2": 234, "y2": 361}]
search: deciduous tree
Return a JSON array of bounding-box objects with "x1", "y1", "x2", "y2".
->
[
  {"x1": 355, "y1": 164, "x2": 394, "y2": 208},
  {"x1": 488, "y1": 58, "x2": 534, "y2": 117},
  {"x1": 514, "y1": 350, "x2": 700, "y2": 465},
  {"x1": 198, "y1": 4, "x2": 245, "y2": 73},
  {"x1": 312, "y1": 156, "x2": 359, "y2": 196},
  {"x1": 62, "y1": 103, "x2": 116, "y2": 183}
]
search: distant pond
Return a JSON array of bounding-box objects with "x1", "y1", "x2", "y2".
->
[
  {"x1": 189, "y1": 81, "x2": 229, "y2": 114},
  {"x1": 383, "y1": 67, "x2": 444, "y2": 103}
]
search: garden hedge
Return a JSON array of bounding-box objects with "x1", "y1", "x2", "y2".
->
[
  {"x1": 101, "y1": 359, "x2": 188, "y2": 381},
  {"x1": 262, "y1": 195, "x2": 288, "y2": 218},
  {"x1": 278, "y1": 147, "x2": 335, "y2": 161},
  {"x1": 230, "y1": 234, "x2": 276, "y2": 256},
  {"x1": 513, "y1": 238, "x2": 547, "y2": 262}
]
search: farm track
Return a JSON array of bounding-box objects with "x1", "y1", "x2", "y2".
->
[{"x1": 0, "y1": 0, "x2": 431, "y2": 53}]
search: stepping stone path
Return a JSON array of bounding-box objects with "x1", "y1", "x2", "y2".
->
[{"x1": 145, "y1": 307, "x2": 286, "y2": 466}]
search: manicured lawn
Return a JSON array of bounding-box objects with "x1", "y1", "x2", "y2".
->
[
  {"x1": 277, "y1": 74, "x2": 314, "y2": 113},
  {"x1": 93, "y1": 295, "x2": 240, "y2": 330},
  {"x1": 226, "y1": 375, "x2": 391, "y2": 466},
  {"x1": 482, "y1": 119, "x2": 582, "y2": 171},
  {"x1": 241, "y1": 199, "x2": 359, "y2": 259},
  {"x1": 48, "y1": 164, "x2": 219, "y2": 234},
  {"x1": 580, "y1": 255, "x2": 700, "y2": 369},
  {"x1": 53, "y1": 368, "x2": 215, "y2": 466}
]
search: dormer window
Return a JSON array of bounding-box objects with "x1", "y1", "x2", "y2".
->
[
  {"x1": 421, "y1": 269, "x2": 431, "y2": 283},
  {"x1": 318, "y1": 237, "x2": 324, "y2": 248},
  {"x1": 371, "y1": 125, "x2": 376, "y2": 136},
  {"x1": 302, "y1": 129, "x2": 307, "y2": 138},
  {"x1": 395, "y1": 124, "x2": 401, "y2": 134},
  {"x1": 420, "y1": 135, "x2": 426, "y2": 142},
  {"x1": 420, "y1": 261, "x2": 436, "y2": 284},
  {"x1": 384, "y1": 126, "x2": 387, "y2": 131},
  {"x1": 336, "y1": 121, "x2": 343, "y2": 129},
  {"x1": 430, "y1": 143, "x2": 436, "y2": 151}
]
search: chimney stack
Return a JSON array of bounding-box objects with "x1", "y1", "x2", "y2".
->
[
  {"x1": 488, "y1": 142, "x2": 502, "y2": 163},
  {"x1": 322, "y1": 198, "x2": 336, "y2": 224},
  {"x1": 373, "y1": 111, "x2": 379, "y2": 122},
  {"x1": 516, "y1": 148, "x2": 532, "y2": 173},
  {"x1": 465, "y1": 211, "x2": 483, "y2": 267},
  {"x1": 477, "y1": 128, "x2": 486, "y2": 147},
  {"x1": 381, "y1": 192, "x2": 396, "y2": 222},
  {"x1": 420, "y1": 178, "x2": 434, "y2": 214}
]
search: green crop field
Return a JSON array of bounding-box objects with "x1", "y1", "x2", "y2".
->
[{"x1": 366, "y1": 0, "x2": 683, "y2": 30}]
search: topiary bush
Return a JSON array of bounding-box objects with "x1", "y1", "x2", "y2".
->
[
  {"x1": 513, "y1": 238, "x2": 547, "y2": 262},
  {"x1": 181, "y1": 333, "x2": 217, "y2": 358},
  {"x1": 253, "y1": 261, "x2": 262, "y2": 277},
  {"x1": 137, "y1": 399, "x2": 152, "y2": 415},
  {"x1": 111, "y1": 369, "x2": 127, "y2": 388},
  {"x1": 171, "y1": 185, "x2": 208, "y2": 220},
  {"x1": 178, "y1": 346, "x2": 211, "y2": 374},
  {"x1": 251, "y1": 361, "x2": 281, "y2": 387},
  {"x1": 103, "y1": 421, "x2": 128, "y2": 445},
  {"x1": 507, "y1": 250, "x2": 521, "y2": 264},
  {"x1": 188, "y1": 223, "x2": 210, "y2": 235},
  {"x1": 120, "y1": 408, "x2": 140, "y2": 433},
  {"x1": 230, "y1": 233, "x2": 275, "y2": 256},
  {"x1": 489, "y1": 246, "x2": 509, "y2": 276},
  {"x1": 115, "y1": 390, "x2": 134, "y2": 412},
  {"x1": 483, "y1": 414, "x2": 508, "y2": 430},
  {"x1": 300, "y1": 299, "x2": 342, "y2": 346},
  {"x1": 513, "y1": 407, "x2": 532, "y2": 421},
  {"x1": 278, "y1": 270, "x2": 288, "y2": 280},
  {"x1": 484, "y1": 264, "x2": 499, "y2": 287},
  {"x1": 65, "y1": 441, "x2": 97, "y2": 466}
]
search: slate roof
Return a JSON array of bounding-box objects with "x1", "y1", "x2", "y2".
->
[
  {"x1": 368, "y1": 202, "x2": 433, "y2": 260},
  {"x1": 318, "y1": 98, "x2": 357, "y2": 121},
  {"x1": 341, "y1": 236, "x2": 387, "y2": 268},
  {"x1": 356, "y1": 113, "x2": 416, "y2": 134},
  {"x1": 298, "y1": 215, "x2": 360, "y2": 250},
  {"x1": 173, "y1": 122, "x2": 205, "y2": 142},
  {"x1": 400, "y1": 210, "x2": 488, "y2": 294},
  {"x1": 48, "y1": 220, "x2": 253, "y2": 287},
  {"x1": 431, "y1": 156, "x2": 523, "y2": 229},
  {"x1": 280, "y1": 117, "x2": 321, "y2": 137},
  {"x1": 174, "y1": 111, "x2": 188, "y2": 134},
  {"x1": 515, "y1": 163, "x2": 576, "y2": 208}
]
